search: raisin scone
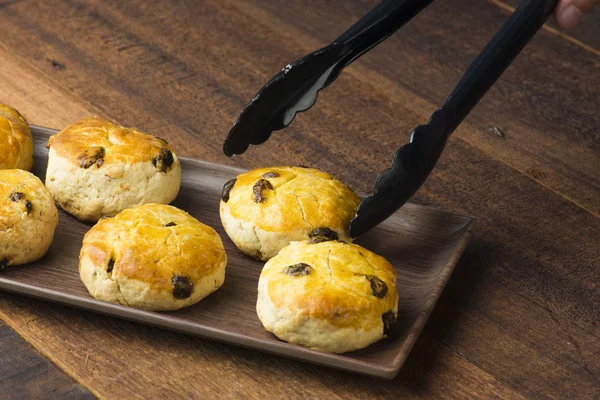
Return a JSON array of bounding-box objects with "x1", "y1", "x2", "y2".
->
[
  {"x1": 257, "y1": 240, "x2": 398, "y2": 353},
  {"x1": 0, "y1": 170, "x2": 59, "y2": 269},
  {"x1": 79, "y1": 204, "x2": 227, "y2": 311},
  {"x1": 46, "y1": 117, "x2": 181, "y2": 221},
  {"x1": 219, "y1": 166, "x2": 360, "y2": 261},
  {"x1": 0, "y1": 104, "x2": 34, "y2": 170}
]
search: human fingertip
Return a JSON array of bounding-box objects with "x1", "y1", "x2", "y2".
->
[{"x1": 556, "y1": 4, "x2": 584, "y2": 30}]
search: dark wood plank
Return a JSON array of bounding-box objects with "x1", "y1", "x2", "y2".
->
[
  {"x1": 499, "y1": 0, "x2": 600, "y2": 51},
  {"x1": 416, "y1": 140, "x2": 600, "y2": 398},
  {"x1": 0, "y1": 294, "x2": 524, "y2": 400},
  {"x1": 0, "y1": 42, "x2": 99, "y2": 126},
  {"x1": 0, "y1": 0, "x2": 598, "y2": 398},
  {"x1": 0, "y1": 320, "x2": 95, "y2": 400}
]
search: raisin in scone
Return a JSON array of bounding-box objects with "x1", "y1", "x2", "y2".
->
[
  {"x1": 79, "y1": 204, "x2": 226, "y2": 311},
  {"x1": 219, "y1": 166, "x2": 360, "y2": 261},
  {"x1": 0, "y1": 170, "x2": 58, "y2": 269},
  {"x1": 257, "y1": 240, "x2": 398, "y2": 353},
  {"x1": 46, "y1": 117, "x2": 181, "y2": 221},
  {"x1": 0, "y1": 104, "x2": 33, "y2": 170}
]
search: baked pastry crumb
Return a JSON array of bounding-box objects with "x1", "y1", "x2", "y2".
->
[
  {"x1": 46, "y1": 117, "x2": 181, "y2": 221},
  {"x1": 0, "y1": 169, "x2": 58, "y2": 267},
  {"x1": 0, "y1": 104, "x2": 33, "y2": 171},
  {"x1": 220, "y1": 166, "x2": 360, "y2": 261},
  {"x1": 79, "y1": 204, "x2": 227, "y2": 311},
  {"x1": 257, "y1": 240, "x2": 398, "y2": 353}
]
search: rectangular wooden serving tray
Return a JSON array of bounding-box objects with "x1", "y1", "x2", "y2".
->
[{"x1": 0, "y1": 126, "x2": 474, "y2": 379}]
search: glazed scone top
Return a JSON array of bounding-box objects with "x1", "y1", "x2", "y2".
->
[
  {"x1": 223, "y1": 167, "x2": 360, "y2": 233},
  {"x1": 0, "y1": 169, "x2": 55, "y2": 230},
  {"x1": 0, "y1": 104, "x2": 33, "y2": 170},
  {"x1": 261, "y1": 240, "x2": 398, "y2": 330},
  {"x1": 80, "y1": 204, "x2": 226, "y2": 291},
  {"x1": 47, "y1": 117, "x2": 177, "y2": 170}
]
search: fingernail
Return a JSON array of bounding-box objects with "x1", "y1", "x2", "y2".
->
[{"x1": 560, "y1": 5, "x2": 584, "y2": 30}]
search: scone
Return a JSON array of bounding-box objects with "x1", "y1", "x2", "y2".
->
[
  {"x1": 46, "y1": 117, "x2": 181, "y2": 221},
  {"x1": 0, "y1": 170, "x2": 59, "y2": 269},
  {"x1": 220, "y1": 166, "x2": 360, "y2": 261},
  {"x1": 79, "y1": 204, "x2": 226, "y2": 311},
  {"x1": 0, "y1": 104, "x2": 33, "y2": 170},
  {"x1": 257, "y1": 240, "x2": 398, "y2": 353}
]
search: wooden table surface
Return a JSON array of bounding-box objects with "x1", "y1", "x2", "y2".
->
[{"x1": 1, "y1": 1, "x2": 598, "y2": 399}]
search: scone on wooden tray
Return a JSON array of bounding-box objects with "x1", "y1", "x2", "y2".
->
[
  {"x1": 46, "y1": 117, "x2": 181, "y2": 221},
  {"x1": 219, "y1": 166, "x2": 360, "y2": 261},
  {"x1": 0, "y1": 104, "x2": 33, "y2": 170},
  {"x1": 257, "y1": 240, "x2": 398, "y2": 354},
  {"x1": 79, "y1": 204, "x2": 227, "y2": 311},
  {"x1": 0, "y1": 170, "x2": 59, "y2": 269}
]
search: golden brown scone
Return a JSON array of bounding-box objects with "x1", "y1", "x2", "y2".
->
[
  {"x1": 79, "y1": 204, "x2": 226, "y2": 311},
  {"x1": 46, "y1": 117, "x2": 181, "y2": 221},
  {"x1": 0, "y1": 170, "x2": 58, "y2": 269},
  {"x1": 0, "y1": 104, "x2": 33, "y2": 170},
  {"x1": 219, "y1": 166, "x2": 360, "y2": 261},
  {"x1": 257, "y1": 240, "x2": 398, "y2": 353}
]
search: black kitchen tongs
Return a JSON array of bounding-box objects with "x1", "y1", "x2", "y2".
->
[{"x1": 223, "y1": 0, "x2": 558, "y2": 237}]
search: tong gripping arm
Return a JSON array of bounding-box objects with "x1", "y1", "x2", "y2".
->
[{"x1": 349, "y1": 0, "x2": 559, "y2": 237}]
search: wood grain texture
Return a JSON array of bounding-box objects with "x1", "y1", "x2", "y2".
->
[
  {"x1": 0, "y1": 320, "x2": 94, "y2": 400},
  {"x1": 1, "y1": 294, "x2": 525, "y2": 400},
  {"x1": 499, "y1": 0, "x2": 600, "y2": 51},
  {"x1": 0, "y1": 0, "x2": 598, "y2": 398}
]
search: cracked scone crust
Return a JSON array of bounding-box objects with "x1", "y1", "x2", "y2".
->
[
  {"x1": 46, "y1": 117, "x2": 181, "y2": 221},
  {"x1": 219, "y1": 167, "x2": 361, "y2": 261},
  {"x1": 79, "y1": 204, "x2": 227, "y2": 311},
  {"x1": 0, "y1": 170, "x2": 58, "y2": 268},
  {"x1": 0, "y1": 104, "x2": 33, "y2": 170},
  {"x1": 257, "y1": 240, "x2": 399, "y2": 353}
]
